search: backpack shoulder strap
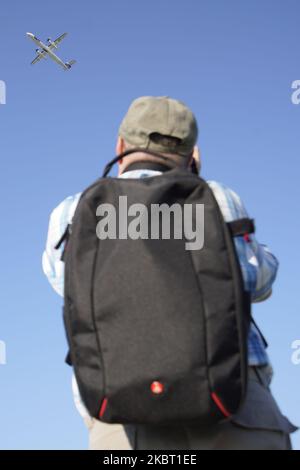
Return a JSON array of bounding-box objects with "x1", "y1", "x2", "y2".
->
[
  {"x1": 227, "y1": 218, "x2": 255, "y2": 238},
  {"x1": 227, "y1": 217, "x2": 269, "y2": 348},
  {"x1": 54, "y1": 224, "x2": 72, "y2": 261}
]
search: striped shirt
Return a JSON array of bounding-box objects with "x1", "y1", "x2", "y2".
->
[{"x1": 42, "y1": 169, "x2": 278, "y2": 418}]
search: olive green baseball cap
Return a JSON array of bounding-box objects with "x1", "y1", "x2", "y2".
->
[{"x1": 119, "y1": 96, "x2": 198, "y2": 157}]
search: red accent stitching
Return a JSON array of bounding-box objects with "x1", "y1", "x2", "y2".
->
[
  {"x1": 211, "y1": 392, "x2": 231, "y2": 418},
  {"x1": 99, "y1": 397, "x2": 108, "y2": 419}
]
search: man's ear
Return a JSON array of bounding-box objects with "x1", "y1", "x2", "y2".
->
[
  {"x1": 191, "y1": 146, "x2": 201, "y2": 173},
  {"x1": 116, "y1": 136, "x2": 125, "y2": 165}
]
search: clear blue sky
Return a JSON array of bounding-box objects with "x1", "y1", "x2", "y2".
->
[{"x1": 0, "y1": 0, "x2": 299, "y2": 450}]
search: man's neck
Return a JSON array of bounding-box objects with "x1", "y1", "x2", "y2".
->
[{"x1": 122, "y1": 161, "x2": 172, "y2": 174}]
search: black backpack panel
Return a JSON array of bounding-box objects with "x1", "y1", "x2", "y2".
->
[{"x1": 62, "y1": 168, "x2": 251, "y2": 425}]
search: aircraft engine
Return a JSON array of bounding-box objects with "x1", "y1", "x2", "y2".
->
[{"x1": 47, "y1": 39, "x2": 57, "y2": 49}]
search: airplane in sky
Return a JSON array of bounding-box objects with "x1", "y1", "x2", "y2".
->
[{"x1": 26, "y1": 32, "x2": 76, "y2": 71}]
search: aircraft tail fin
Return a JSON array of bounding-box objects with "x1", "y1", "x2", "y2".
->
[{"x1": 65, "y1": 60, "x2": 76, "y2": 70}]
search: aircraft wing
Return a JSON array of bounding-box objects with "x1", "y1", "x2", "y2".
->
[
  {"x1": 31, "y1": 50, "x2": 47, "y2": 65},
  {"x1": 50, "y1": 32, "x2": 68, "y2": 48}
]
